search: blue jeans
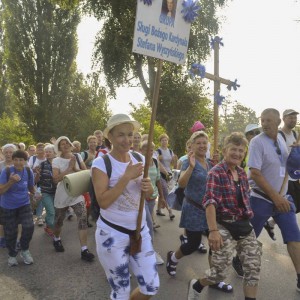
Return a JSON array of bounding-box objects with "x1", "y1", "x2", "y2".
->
[
  {"x1": 41, "y1": 193, "x2": 55, "y2": 228},
  {"x1": 2, "y1": 204, "x2": 34, "y2": 257},
  {"x1": 36, "y1": 199, "x2": 44, "y2": 218},
  {"x1": 145, "y1": 200, "x2": 156, "y2": 242}
]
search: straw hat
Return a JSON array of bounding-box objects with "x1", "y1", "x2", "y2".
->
[
  {"x1": 103, "y1": 114, "x2": 140, "y2": 138},
  {"x1": 54, "y1": 136, "x2": 74, "y2": 154}
]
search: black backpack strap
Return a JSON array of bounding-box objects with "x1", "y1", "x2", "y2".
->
[
  {"x1": 131, "y1": 151, "x2": 143, "y2": 162},
  {"x1": 25, "y1": 166, "x2": 31, "y2": 189},
  {"x1": 278, "y1": 130, "x2": 286, "y2": 142},
  {"x1": 292, "y1": 130, "x2": 297, "y2": 140},
  {"x1": 156, "y1": 148, "x2": 162, "y2": 156},
  {"x1": 83, "y1": 151, "x2": 88, "y2": 162},
  {"x1": 6, "y1": 167, "x2": 10, "y2": 181},
  {"x1": 102, "y1": 154, "x2": 112, "y2": 178},
  {"x1": 74, "y1": 153, "x2": 82, "y2": 170},
  {"x1": 153, "y1": 157, "x2": 158, "y2": 169},
  {"x1": 32, "y1": 155, "x2": 37, "y2": 167}
]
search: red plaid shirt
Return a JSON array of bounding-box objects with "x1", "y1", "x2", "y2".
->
[{"x1": 202, "y1": 161, "x2": 253, "y2": 220}]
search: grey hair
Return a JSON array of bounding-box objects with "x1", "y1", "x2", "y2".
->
[{"x1": 2, "y1": 144, "x2": 17, "y2": 152}]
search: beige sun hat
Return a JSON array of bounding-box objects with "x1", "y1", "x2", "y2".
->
[
  {"x1": 103, "y1": 114, "x2": 140, "y2": 138},
  {"x1": 54, "y1": 136, "x2": 74, "y2": 154}
]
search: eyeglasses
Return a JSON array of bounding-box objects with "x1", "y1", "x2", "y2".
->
[{"x1": 274, "y1": 141, "x2": 281, "y2": 155}]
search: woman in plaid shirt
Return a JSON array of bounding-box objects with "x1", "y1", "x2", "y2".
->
[{"x1": 187, "y1": 132, "x2": 262, "y2": 300}]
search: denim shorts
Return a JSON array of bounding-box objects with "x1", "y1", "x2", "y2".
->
[{"x1": 250, "y1": 196, "x2": 300, "y2": 243}]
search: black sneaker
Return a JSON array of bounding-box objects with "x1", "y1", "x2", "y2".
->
[
  {"x1": 166, "y1": 251, "x2": 177, "y2": 276},
  {"x1": 81, "y1": 249, "x2": 95, "y2": 262},
  {"x1": 179, "y1": 234, "x2": 188, "y2": 245},
  {"x1": 198, "y1": 243, "x2": 207, "y2": 254},
  {"x1": 264, "y1": 221, "x2": 276, "y2": 241},
  {"x1": 297, "y1": 279, "x2": 300, "y2": 292},
  {"x1": 53, "y1": 240, "x2": 65, "y2": 252},
  {"x1": 232, "y1": 256, "x2": 244, "y2": 278}
]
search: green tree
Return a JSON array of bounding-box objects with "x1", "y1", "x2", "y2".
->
[
  {"x1": 2, "y1": 0, "x2": 80, "y2": 141},
  {"x1": 0, "y1": 113, "x2": 35, "y2": 145},
  {"x1": 69, "y1": 72, "x2": 111, "y2": 148},
  {"x1": 130, "y1": 103, "x2": 166, "y2": 146},
  {"x1": 219, "y1": 99, "x2": 259, "y2": 141},
  {"x1": 84, "y1": 0, "x2": 226, "y2": 153}
]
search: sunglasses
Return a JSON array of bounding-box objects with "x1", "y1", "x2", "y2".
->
[
  {"x1": 274, "y1": 141, "x2": 281, "y2": 155},
  {"x1": 248, "y1": 130, "x2": 260, "y2": 136}
]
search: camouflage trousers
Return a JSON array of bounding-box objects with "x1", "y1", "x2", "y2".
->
[{"x1": 205, "y1": 224, "x2": 262, "y2": 287}]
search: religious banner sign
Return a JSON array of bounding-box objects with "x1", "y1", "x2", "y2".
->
[{"x1": 133, "y1": 0, "x2": 199, "y2": 64}]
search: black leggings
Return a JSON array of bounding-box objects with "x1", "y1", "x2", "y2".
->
[{"x1": 180, "y1": 229, "x2": 208, "y2": 256}]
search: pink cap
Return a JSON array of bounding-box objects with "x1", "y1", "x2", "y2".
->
[{"x1": 190, "y1": 121, "x2": 205, "y2": 132}]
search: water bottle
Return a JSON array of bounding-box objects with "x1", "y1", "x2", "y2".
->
[{"x1": 34, "y1": 187, "x2": 42, "y2": 201}]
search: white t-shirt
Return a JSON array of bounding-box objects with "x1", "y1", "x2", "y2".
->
[
  {"x1": 28, "y1": 156, "x2": 46, "y2": 169},
  {"x1": 92, "y1": 152, "x2": 146, "y2": 230},
  {"x1": 156, "y1": 148, "x2": 174, "y2": 172},
  {"x1": 52, "y1": 156, "x2": 84, "y2": 208}
]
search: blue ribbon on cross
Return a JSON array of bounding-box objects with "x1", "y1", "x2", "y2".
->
[{"x1": 181, "y1": 0, "x2": 201, "y2": 23}]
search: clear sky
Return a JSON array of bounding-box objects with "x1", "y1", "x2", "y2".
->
[{"x1": 76, "y1": 0, "x2": 300, "y2": 118}]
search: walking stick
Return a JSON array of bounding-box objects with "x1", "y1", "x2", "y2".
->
[{"x1": 130, "y1": 60, "x2": 163, "y2": 255}]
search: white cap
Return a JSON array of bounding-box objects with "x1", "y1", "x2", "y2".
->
[{"x1": 245, "y1": 124, "x2": 260, "y2": 134}]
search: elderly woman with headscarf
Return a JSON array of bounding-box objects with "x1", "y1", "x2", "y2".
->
[{"x1": 92, "y1": 114, "x2": 159, "y2": 300}]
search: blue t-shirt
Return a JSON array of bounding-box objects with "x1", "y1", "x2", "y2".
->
[{"x1": 0, "y1": 166, "x2": 34, "y2": 209}]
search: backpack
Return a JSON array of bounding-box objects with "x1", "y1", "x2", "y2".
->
[
  {"x1": 6, "y1": 166, "x2": 32, "y2": 189},
  {"x1": 81, "y1": 151, "x2": 88, "y2": 162},
  {"x1": 286, "y1": 145, "x2": 300, "y2": 179},
  {"x1": 90, "y1": 152, "x2": 143, "y2": 220},
  {"x1": 278, "y1": 130, "x2": 297, "y2": 142},
  {"x1": 156, "y1": 148, "x2": 173, "y2": 157}
]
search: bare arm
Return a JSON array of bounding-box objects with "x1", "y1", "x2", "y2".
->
[
  {"x1": 0, "y1": 174, "x2": 20, "y2": 194},
  {"x1": 206, "y1": 204, "x2": 223, "y2": 251},
  {"x1": 178, "y1": 152, "x2": 195, "y2": 188},
  {"x1": 250, "y1": 168, "x2": 290, "y2": 212},
  {"x1": 92, "y1": 161, "x2": 145, "y2": 209}
]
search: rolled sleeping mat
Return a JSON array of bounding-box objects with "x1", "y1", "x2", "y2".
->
[{"x1": 63, "y1": 170, "x2": 90, "y2": 197}]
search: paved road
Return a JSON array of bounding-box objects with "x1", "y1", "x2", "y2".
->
[{"x1": 0, "y1": 211, "x2": 299, "y2": 300}]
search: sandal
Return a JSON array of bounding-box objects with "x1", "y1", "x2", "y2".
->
[
  {"x1": 209, "y1": 282, "x2": 233, "y2": 293},
  {"x1": 166, "y1": 251, "x2": 177, "y2": 276}
]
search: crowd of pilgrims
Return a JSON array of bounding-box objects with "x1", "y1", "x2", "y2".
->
[{"x1": 0, "y1": 108, "x2": 300, "y2": 300}]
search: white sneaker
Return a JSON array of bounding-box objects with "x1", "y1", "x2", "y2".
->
[
  {"x1": 8, "y1": 256, "x2": 18, "y2": 267},
  {"x1": 20, "y1": 250, "x2": 34, "y2": 265},
  {"x1": 37, "y1": 217, "x2": 44, "y2": 226},
  {"x1": 187, "y1": 279, "x2": 201, "y2": 300},
  {"x1": 155, "y1": 252, "x2": 164, "y2": 265}
]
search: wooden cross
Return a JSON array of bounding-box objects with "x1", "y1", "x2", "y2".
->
[{"x1": 192, "y1": 36, "x2": 240, "y2": 153}]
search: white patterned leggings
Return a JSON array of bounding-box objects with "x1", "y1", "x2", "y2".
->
[{"x1": 95, "y1": 220, "x2": 160, "y2": 300}]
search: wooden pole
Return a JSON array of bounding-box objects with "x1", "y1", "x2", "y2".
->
[
  {"x1": 213, "y1": 37, "x2": 220, "y2": 153},
  {"x1": 135, "y1": 59, "x2": 163, "y2": 240}
]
